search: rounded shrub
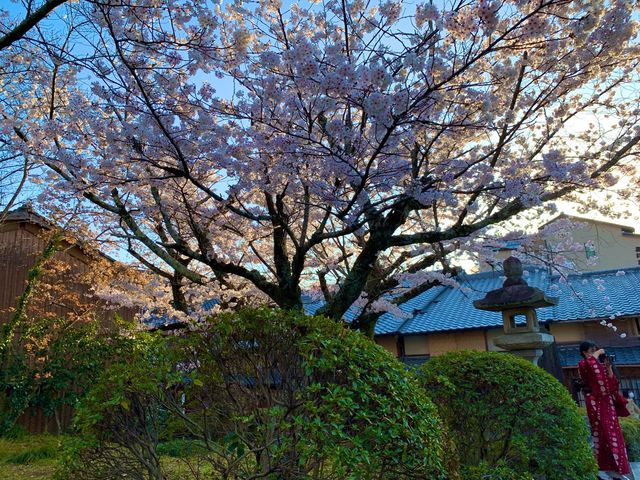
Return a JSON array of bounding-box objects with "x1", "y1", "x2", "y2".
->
[
  {"x1": 620, "y1": 416, "x2": 640, "y2": 461},
  {"x1": 181, "y1": 307, "x2": 449, "y2": 479},
  {"x1": 59, "y1": 308, "x2": 450, "y2": 480},
  {"x1": 417, "y1": 350, "x2": 597, "y2": 480}
]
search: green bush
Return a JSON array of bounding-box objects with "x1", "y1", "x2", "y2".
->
[
  {"x1": 57, "y1": 332, "x2": 178, "y2": 480},
  {"x1": 462, "y1": 461, "x2": 533, "y2": 480},
  {"x1": 156, "y1": 439, "x2": 207, "y2": 458},
  {"x1": 182, "y1": 307, "x2": 449, "y2": 479},
  {"x1": 417, "y1": 351, "x2": 597, "y2": 480},
  {"x1": 0, "y1": 433, "x2": 64, "y2": 480},
  {"x1": 620, "y1": 416, "x2": 640, "y2": 461},
  {"x1": 0, "y1": 315, "x2": 133, "y2": 436},
  {"x1": 6, "y1": 445, "x2": 57, "y2": 465},
  {"x1": 60, "y1": 308, "x2": 450, "y2": 480},
  {"x1": 0, "y1": 424, "x2": 27, "y2": 440}
]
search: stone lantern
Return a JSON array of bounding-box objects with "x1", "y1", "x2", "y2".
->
[{"x1": 473, "y1": 256, "x2": 558, "y2": 366}]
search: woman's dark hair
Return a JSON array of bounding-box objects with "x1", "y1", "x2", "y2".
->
[{"x1": 579, "y1": 341, "x2": 597, "y2": 358}]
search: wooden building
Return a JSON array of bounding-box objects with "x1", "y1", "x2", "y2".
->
[{"x1": 0, "y1": 205, "x2": 134, "y2": 433}]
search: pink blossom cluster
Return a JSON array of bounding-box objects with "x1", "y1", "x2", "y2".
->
[
  {"x1": 0, "y1": 0, "x2": 638, "y2": 332},
  {"x1": 364, "y1": 92, "x2": 392, "y2": 124},
  {"x1": 379, "y1": 1, "x2": 402, "y2": 24},
  {"x1": 476, "y1": 0, "x2": 498, "y2": 32},
  {"x1": 415, "y1": 3, "x2": 439, "y2": 29},
  {"x1": 444, "y1": 9, "x2": 477, "y2": 40},
  {"x1": 520, "y1": 14, "x2": 547, "y2": 40}
]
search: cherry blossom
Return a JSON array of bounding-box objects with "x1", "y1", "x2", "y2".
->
[{"x1": 0, "y1": 0, "x2": 638, "y2": 333}]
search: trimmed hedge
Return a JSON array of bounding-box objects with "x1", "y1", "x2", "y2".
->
[
  {"x1": 60, "y1": 308, "x2": 450, "y2": 479},
  {"x1": 183, "y1": 307, "x2": 450, "y2": 479},
  {"x1": 620, "y1": 416, "x2": 640, "y2": 461},
  {"x1": 417, "y1": 351, "x2": 597, "y2": 480}
]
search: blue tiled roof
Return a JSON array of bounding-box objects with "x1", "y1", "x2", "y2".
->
[
  {"x1": 376, "y1": 287, "x2": 445, "y2": 335},
  {"x1": 376, "y1": 266, "x2": 640, "y2": 336},
  {"x1": 144, "y1": 299, "x2": 219, "y2": 330},
  {"x1": 145, "y1": 313, "x2": 181, "y2": 330},
  {"x1": 401, "y1": 269, "x2": 549, "y2": 334},
  {"x1": 557, "y1": 345, "x2": 640, "y2": 367},
  {"x1": 302, "y1": 296, "x2": 360, "y2": 322},
  {"x1": 541, "y1": 268, "x2": 640, "y2": 322},
  {"x1": 148, "y1": 266, "x2": 640, "y2": 336}
]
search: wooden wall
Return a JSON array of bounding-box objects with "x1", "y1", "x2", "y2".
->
[
  {"x1": 0, "y1": 220, "x2": 130, "y2": 433},
  {"x1": 15, "y1": 405, "x2": 75, "y2": 436},
  {"x1": 0, "y1": 222, "x2": 93, "y2": 324},
  {"x1": 0, "y1": 224, "x2": 40, "y2": 325}
]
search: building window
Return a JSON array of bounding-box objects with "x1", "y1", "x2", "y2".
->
[
  {"x1": 620, "y1": 378, "x2": 640, "y2": 402},
  {"x1": 636, "y1": 246, "x2": 640, "y2": 265},
  {"x1": 400, "y1": 354, "x2": 430, "y2": 368}
]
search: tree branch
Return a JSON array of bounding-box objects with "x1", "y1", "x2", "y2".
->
[{"x1": 0, "y1": 0, "x2": 67, "y2": 51}]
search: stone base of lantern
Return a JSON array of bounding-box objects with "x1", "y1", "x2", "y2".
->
[{"x1": 493, "y1": 332, "x2": 555, "y2": 366}]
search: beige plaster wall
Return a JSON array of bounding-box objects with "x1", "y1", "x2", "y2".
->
[
  {"x1": 549, "y1": 322, "x2": 586, "y2": 343},
  {"x1": 477, "y1": 218, "x2": 640, "y2": 272},
  {"x1": 427, "y1": 331, "x2": 487, "y2": 356},
  {"x1": 547, "y1": 220, "x2": 640, "y2": 272},
  {"x1": 375, "y1": 335, "x2": 398, "y2": 356}
]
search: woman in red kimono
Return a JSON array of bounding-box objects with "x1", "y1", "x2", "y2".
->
[{"x1": 578, "y1": 341, "x2": 631, "y2": 480}]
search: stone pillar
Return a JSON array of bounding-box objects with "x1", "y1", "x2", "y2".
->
[{"x1": 492, "y1": 332, "x2": 555, "y2": 366}]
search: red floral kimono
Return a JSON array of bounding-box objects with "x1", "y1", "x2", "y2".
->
[{"x1": 578, "y1": 356, "x2": 630, "y2": 475}]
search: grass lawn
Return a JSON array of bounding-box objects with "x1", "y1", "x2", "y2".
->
[
  {"x1": 0, "y1": 435, "x2": 61, "y2": 480},
  {"x1": 0, "y1": 463, "x2": 57, "y2": 480},
  {"x1": 0, "y1": 435, "x2": 217, "y2": 479}
]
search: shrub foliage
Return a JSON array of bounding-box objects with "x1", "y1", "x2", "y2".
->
[
  {"x1": 0, "y1": 316, "x2": 129, "y2": 436},
  {"x1": 417, "y1": 350, "x2": 597, "y2": 480},
  {"x1": 620, "y1": 416, "x2": 640, "y2": 462},
  {"x1": 60, "y1": 308, "x2": 449, "y2": 479}
]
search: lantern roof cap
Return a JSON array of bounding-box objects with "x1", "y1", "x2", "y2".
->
[{"x1": 473, "y1": 256, "x2": 559, "y2": 312}]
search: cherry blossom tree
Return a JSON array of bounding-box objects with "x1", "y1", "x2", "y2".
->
[
  {"x1": 0, "y1": 0, "x2": 68, "y2": 51},
  {"x1": 2, "y1": 0, "x2": 639, "y2": 334},
  {"x1": 0, "y1": 0, "x2": 71, "y2": 222}
]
